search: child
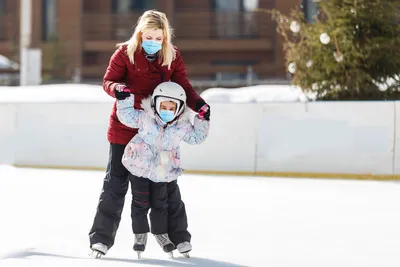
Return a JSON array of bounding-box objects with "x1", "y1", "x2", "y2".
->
[{"x1": 116, "y1": 81, "x2": 210, "y2": 258}]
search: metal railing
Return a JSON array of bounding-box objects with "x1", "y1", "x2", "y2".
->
[
  {"x1": 82, "y1": 11, "x2": 275, "y2": 41},
  {"x1": 174, "y1": 11, "x2": 275, "y2": 39},
  {"x1": 81, "y1": 63, "x2": 280, "y2": 79}
]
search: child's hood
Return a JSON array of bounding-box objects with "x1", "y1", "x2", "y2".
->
[{"x1": 140, "y1": 96, "x2": 195, "y2": 123}]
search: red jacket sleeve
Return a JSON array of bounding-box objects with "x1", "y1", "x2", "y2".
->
[
  {"x1": 171, "y1": 49, "x2": 205, "y2": 111},
  {"x1": 102, "y1": 46, "x2": 128, "y2": 98}
]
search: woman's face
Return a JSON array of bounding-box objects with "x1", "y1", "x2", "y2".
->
[{"x1": 142, "y1": 28, "x2": 164, "y2": 44}]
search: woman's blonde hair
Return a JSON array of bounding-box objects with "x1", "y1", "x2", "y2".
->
[{"x1": 117, "y1": 10, "x2": 176, "y2": 69}]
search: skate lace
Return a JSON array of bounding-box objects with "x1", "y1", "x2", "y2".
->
[
  {"x1": 135, "y1": 233, "x2": 147, "y2": 245},
  {"x1": 155, "y1": 233, "x2": 172, "y2": 246}
]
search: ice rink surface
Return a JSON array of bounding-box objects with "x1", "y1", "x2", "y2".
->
[{"x1": 1, "y1": 165, "x2": 400, "y2": 267}]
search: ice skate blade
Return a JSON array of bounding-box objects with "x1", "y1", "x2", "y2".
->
[
  {"x1": 168, "y1": 252, "x2": 174, "y2": 258},
  {"x1": 182, "y1": 252, "x2": 190, "y2": 258},
  {"x1": 89, "y1": 250, "x2": 104, "y2": 259},
  {"x1": 137, "y1": 252, "x2": 142, "y2": 259}
]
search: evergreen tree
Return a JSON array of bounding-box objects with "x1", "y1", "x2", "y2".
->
[{"x1": 262, "y1": 0, "x2": 400, "y2": 100}]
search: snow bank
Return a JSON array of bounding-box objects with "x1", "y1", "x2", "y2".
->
[
  {"x1": 0, "y1": 83, "x2": 315, "y2": 104},
  {"x1": 200, "y1": 84, "x2": 313, "y2": 103},
  {"x1": 0, "y1": 54, "x2": 19, "y2": 69},
  {"x1": 0, "y1": 84, "x2": 113, "y2": 103}
]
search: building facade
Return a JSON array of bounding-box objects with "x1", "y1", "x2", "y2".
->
[{"x1": 0, "y1": 0, "x2": 315, "y2": 85}]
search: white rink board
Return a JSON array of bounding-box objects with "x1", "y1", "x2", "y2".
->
[
  {"x1": 0, "y1": 104, "x2": 17, "y2": 164},
  {"x1": 1, "y1": 94, "x2": 400, "y2": 175},
  {"x1": 13, "y1": 103, "x2": 111, "y2": 167},
  {"x1": 395, "y1": 101, "x2": 400, "y2": 174},
  {"x1": 180, "y1": 103, "x2": 260, "y2": 172},
  {"x1": 256, "y1": 102, "x2": 396, "y2": 175}
]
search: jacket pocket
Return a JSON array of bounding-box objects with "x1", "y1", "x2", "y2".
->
[{"x1": 122, "y1": 142, "x2": 154, "y2": 177}]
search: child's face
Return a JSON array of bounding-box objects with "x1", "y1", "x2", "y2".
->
[{"x1": 160, "y1": 101, "x2": 177, "y2": 114}]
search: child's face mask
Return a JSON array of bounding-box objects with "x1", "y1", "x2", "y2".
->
[
  {"x1": 159, "y1": 100, "x2": 177, "y2": 123},
  {"x1": 159, "y1": 110, "x2": 175, "y2": 123}
]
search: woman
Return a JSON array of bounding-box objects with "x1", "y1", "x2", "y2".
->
[{"x1": 88, "y1": 10, "x2": 211, "y2": 258}]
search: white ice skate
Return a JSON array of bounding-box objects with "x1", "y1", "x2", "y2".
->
[
  {"x1": 90, "y1": 243, "x2": 108, "y2": 259},
  {"x1": 154, "y1": 233, "x2": 175, "y2": 258},
  {"x1": 177, "y1": 241, "x2": 192, "y2": 258},
  {"x1": 133, "y1": 233, "x2": 148, "y2": 259}
]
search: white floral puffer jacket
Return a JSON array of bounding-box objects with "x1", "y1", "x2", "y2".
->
[{"x1": 116, "y1": 94, "x2": 210, "y2": 183}]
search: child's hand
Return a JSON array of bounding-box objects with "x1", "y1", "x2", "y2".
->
[
  {"x1": 114, "y1": 84, "x2": 130, "y2": 100},
  {"x1": 196, "y1": 100, "x2": 210, "y2": 121},
  {"x1": 198, "y1": 104, "x2": 210, "y2": 120}
]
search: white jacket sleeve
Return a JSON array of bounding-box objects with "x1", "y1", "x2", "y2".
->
[
  {"x1": 116, "y1": 94, "x2": 145, "y2": 128},
  {"x1": 182, "y1": 116, "x2": 210, "y2": 145}
]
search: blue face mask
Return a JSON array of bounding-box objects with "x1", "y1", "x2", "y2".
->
[
  {"x1": 159, "y1": 110, "x2": 175, "y2": 123},
  {"x1": 142, "y1": 40, "x2": 162, "y2": 54}
]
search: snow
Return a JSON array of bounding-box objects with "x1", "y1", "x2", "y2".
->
[
  {"x1": 1, "y1": 165, "x2": 400, "y2": 267},
  {"x1": 200, "y1": 84, "x2": 314, "y2": 103},
  {"x1": 0, "y1": 84, "x2": 315, "y2": 104},
  {"x1": 0, "y1": 55, "x2": 19, "y2": 70},
  {"x1": 0, "y1": 84, "x2": 113, "y2": 103}
]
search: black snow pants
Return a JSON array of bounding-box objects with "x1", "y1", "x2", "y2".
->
[
  {"x1": 89, "y1": 143, "x2": 191, "y2": 249},
  {"x1": 130, "y1": 174, "x2": 169, "y2": 234}
]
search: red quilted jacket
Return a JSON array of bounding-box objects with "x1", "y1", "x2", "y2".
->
[{"x1": 102, "y1": 45, "x2": 205, "y2": 145}]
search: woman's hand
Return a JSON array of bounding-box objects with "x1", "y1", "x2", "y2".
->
[{"x1": 114, "y1": 84, "x2": 131, "y2": 100}]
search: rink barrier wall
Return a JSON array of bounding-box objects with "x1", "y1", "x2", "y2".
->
[
  {"x1": 395, "y1": 102, "x2": 400, "y2": 175},
  {"x1": 0, "y1": 103, "x2": 17, "y2": 164},
  {"x1": 1, "y1": 100, "x2": 399, "y2": 180}
]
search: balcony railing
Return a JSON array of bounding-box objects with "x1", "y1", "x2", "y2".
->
[
  {"x1": 174, "y1": 11, "x2": 275, "y2": 39},
  {"x1": 82, "y1": 11, "x2": 275, "y2": 41},
  {"x1": 81, "y1": 63, "x2": 279, "y2": 80}
]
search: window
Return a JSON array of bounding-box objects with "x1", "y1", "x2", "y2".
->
[
  {"x1": 303, "y1": 0, "x2": 318, "y2": 23},
  {"x1": 211, "y1": 1, "x2": 260, "y2": 13},
  {"x1": 213, "y1": 0, "x2": 241, "y2": 11},
  {"x1": 111, "y1": 0, "x2": 156, "y2": 13},
  {"x1": 0, "y1": 0, "x2": 4, "y2": 16},
  {"x1": 132, "y1": 0, "x2": 156, "y2": 11},
  {"x1": 42, "y1": 0, "x2": 57, "y2": 41},
  {"x1": 111, "y1": 0, "x2": 156, "y2": 40},
  {"x1": 212, "y1": 0, "x2": 241, "y2": 38},
  {"x1": 211, "y1": 0, "x2": 259, "y2": 38},
  {"x1": 112, "y1": 0, "x2": 131, "y2": 13},
  {"x1": 242, "y1": 0, "x2": 259, "y2": 11},
  {"x1": 242, "y1": 0, "x2": 259, "y2": 38}
]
